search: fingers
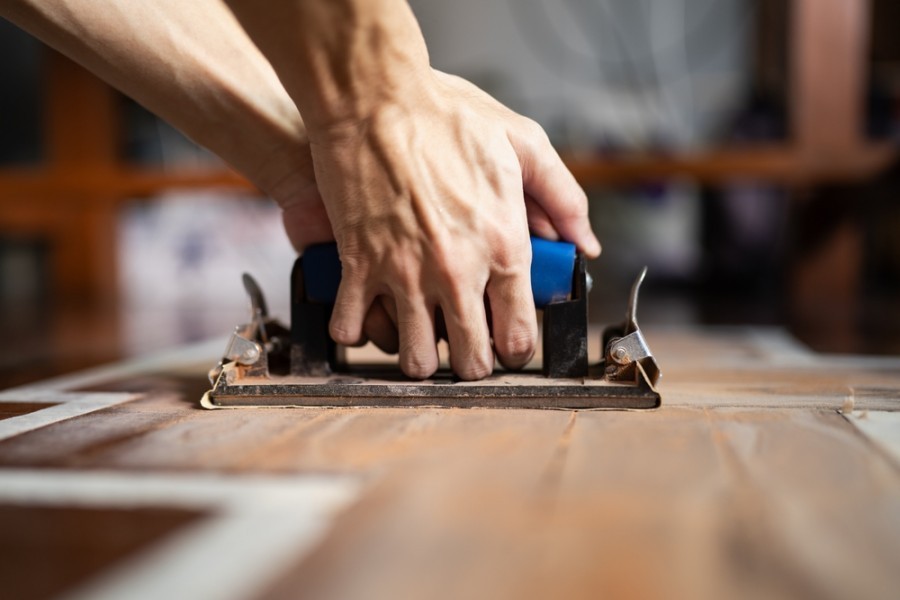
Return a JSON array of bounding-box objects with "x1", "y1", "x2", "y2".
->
[
  {"x1": 333, "y1": 263, "x2": 401, "y2": 355},
  {"x1": 511, "y1": 121, "x2": 601, "y2": 258},
  {"x1": 335, "y1": 270, "x2": 535, "y2": 377},
  {"x1": 486, "y1": 261, "x2": 537, "y2": 372},
  {"x1": 329, "y1": 260, "x2": 369, "y2": 346},
  {"x1": 333, "y1": 290, "x2": 400, "y2": 355},
  {"x1": 523, "y1": 195, "x2": 559, "y2": 242},
  {"x1": 395, "y1": 296, "x2": 440, "y2": 379},
  {"x1": 363, "y1": 297, "x2": 399, "y2": 354},
  {"x1": 441, "y1": 289, "x2": 494, "y2": 381}
]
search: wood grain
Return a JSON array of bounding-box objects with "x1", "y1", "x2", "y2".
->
[
  {"x1": 0, "y1": 327, "x2": 897, "y2": 599},
  {"x1": 0, "y1": 402, "x2": 56, "y2": 421},
  {"x1": 259, "y1": 408, "x2": 900, "y2": 600},
  {"x1": 0, "y1": 503, "x2": 202, "y2": 600}
]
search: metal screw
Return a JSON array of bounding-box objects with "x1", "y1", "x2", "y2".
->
[{"x1": 612, "y1": 346, "x2": 628, "y2": 362}]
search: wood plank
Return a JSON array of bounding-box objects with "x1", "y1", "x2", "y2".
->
[
  {"x1": 0, "y1": 166, "x2": 255, "y2": 200},
  {"x1": 257, "y1": 409, "x2": 574, "y2": 600},
  {"x1": 0, "y1": 468, "x2": 358, "y2": 600},
  {"x1": 0, "y1": 395, "x2": 575, "y2": 479},
  {"x1": 644, "y1": 328, "x2": 900, "y2": 410},
  {"x1": 519, "y1": 408, "x2": 736, "y2": 600},
  {"x1": 0, "y1": 402, "x2": 56, "y2": 421},
  {"x1": 563, "y1": 144, "x2": 897, "y2": 187},
  {"x1": 660, "y1": 364, "x2": 900, "y2": 409},
  {"x1": 0, "y1": 393, "x2": 318, "y2": 472},
  {"x1": 709, "y1": 409, "x2": 900, "y2": 600},
  {"x1": 791, "y1": 0, "x2": 870, "y2": 168},
  {"x1": 0, "y1": 397, "x2": 183, "y2": 468},
  {"x1": 251, "y1": 407, "x2": 900, "y2": 600},
  {"x1": 520, "y1": 408, "x2": 900, "y2": 600},
  {"x1": 0, "y1": 503, "x2": 202, "y2": 600},
  {"x1": 2, "y1": 326, "x2": 896, "y2": 472},
  {"x1": 0, "y1": 327, "x2": 896, "y2": 599},
  {"x1": 847, "y1": 410, "x2": 900, "y2": 465},
  {"x1": 230, "y1": 408, "x2": 444, "y2": 473}
]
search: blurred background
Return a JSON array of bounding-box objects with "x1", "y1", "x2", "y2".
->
[{"x1": 1, "y1": 0, "x2": 898, "y2": 388}]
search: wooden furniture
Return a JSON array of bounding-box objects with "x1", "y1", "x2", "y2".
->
[
  {"x1": 0, "y1": 326, "x2": 898, "y2": 599},
  {"x1": 566, "y1": 0, "x2": 895, "y2": 187},
  {"x1": 0, "y1": 0, "x2": 894, "y2": 304},
  {"x1": 0, "y1": 51, "x2": 254, "y2": 303}
]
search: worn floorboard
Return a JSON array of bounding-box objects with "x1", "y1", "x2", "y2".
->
[{"x1": 0, "y1": 327, "x2": 897, "y2": 600}]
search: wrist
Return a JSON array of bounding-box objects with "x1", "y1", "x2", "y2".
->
[
  {"x1": 190, "y1": 95, "x2": 315, "y2": 204},
  {"x1": 302, "y1": 14, "x2": 433, "y2": 137},
  {"x1": 234, "y1": 129, "x2": 318, "y2": 208},
  {"x1": 302, "y1": 59, "x2": 435, "y2": 142},
  {"x1": 228, "y1": 0, "x2": 433, "y2": 139}
]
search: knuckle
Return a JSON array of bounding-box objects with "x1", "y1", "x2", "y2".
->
[
  {"x1": 444, "y1": 281, "x2": 478, "y2": 314},
  {"x1": 433, "y1": 256, "x2": 465, "y2": 287},
  {"x1": 433, "y1": 265, "x2": 483, "y2": 311},
  {"x1": 491, "y1": 232, "x2": 531, "y2": 273},
  {"x1": 455, "y1": 354, "x2": 493, "y2": 381},
  {"x1": 429, "y1": 236, "x2": 469, "y2": 282},
  {"x1": 520, "y1": 116, "x2": 547, "y2": 143},
  {"x1": 500, "y1": 327, "x2": 536, "y2": 365},
  {"x1": 390, "y1": 267, "x2": 418, "y2": 293},
  {"x1": 447, "y1": 323, "x2": 493, "y2": 381},
  {"x1": 385, "y1": 252, "x2": 420, "y2": 290},
  {"x1": 570, "y1": 189, "x2": 590, "y2": 218},
  {"x1": 402, "y1": 355, "x2": 437, "y2": 380},
  {"x1": 338, "y1": 250, "x2": 367, "y2": 278}
]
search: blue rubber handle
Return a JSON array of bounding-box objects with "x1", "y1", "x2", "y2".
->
[
  {"x1": 303, "y1": 236, "x2": 577, "y2": 309},
  {"x1": 529, "y1": 236, "x2": 577, "y2": 307}
]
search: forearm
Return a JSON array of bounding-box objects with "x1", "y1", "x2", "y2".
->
[
  {"x1": 1, "y1": 0, "x2": 312, "y2": 200},
  {"x1": 228, "y1": 0, "x2": 598, "y2": 380},
  {"x1": 225, "y1": 0, "x2": 431, "y2": 138}
]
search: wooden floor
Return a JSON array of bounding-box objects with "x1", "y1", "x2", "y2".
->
[{"x1": 0, "y1": 327, "x2": 898, "y2": 600}]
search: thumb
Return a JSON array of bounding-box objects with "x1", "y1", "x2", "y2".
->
[{"x1": 510, "y1": 120, "x2": 601, "y2": 258}]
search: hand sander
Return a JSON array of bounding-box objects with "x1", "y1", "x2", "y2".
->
[{"x1": 203, "y1": 237, "x2": 661, "y2": 410}]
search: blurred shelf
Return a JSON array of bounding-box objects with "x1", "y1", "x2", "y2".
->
[
  {"x1": 2, "y1": 0, "x2": 896, "y2": 306},
  {"x1": 0, "y1": 166, "x2": 256, "y2": 204},
  {"x1": 3, "y1": 141, "x2": 894, "y2": 208},
  {"x1": 563, "y1": 143, "x2": 898, "y2": 187}
]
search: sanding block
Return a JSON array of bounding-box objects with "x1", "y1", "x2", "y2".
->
[{"x1": 202, "y1": 237, "x2": 661, "y2": 409}]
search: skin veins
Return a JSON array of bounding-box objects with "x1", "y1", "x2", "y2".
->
[{"x1": 2, "y1": 0, "x2": 601, "y2": 380}]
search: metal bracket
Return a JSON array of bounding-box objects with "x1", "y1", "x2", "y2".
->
[{"x1": 601, "y1": 267, "x2": 661, "y2": 387}]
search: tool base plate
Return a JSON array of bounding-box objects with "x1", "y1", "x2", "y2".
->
[{"x1": 203, "y1": 366, "x2": 660, "y2": 410}]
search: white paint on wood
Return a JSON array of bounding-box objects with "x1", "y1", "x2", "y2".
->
[
  {"x1": 0, "y1": 337, "x2": 228, "y2": 441},
  {"x1": 847, "y1": 410, "x2": 900, "y2": 465},
  {"x1": 0, "y1": 469, "x2": 361, "y2": 600},
  {"x1": 3, "y1": 337, "x2": 226, "y2": 395},
  {"x1": 0, "y1": 393, "x2": 137, "y2": 441}
]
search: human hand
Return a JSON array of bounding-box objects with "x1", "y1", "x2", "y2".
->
[
  {"x1": 306, "y1": 69, "x2": 599, "y2": 380},
  {"x1": 264, "y1": 141, "x2": 401, "y2": 355},
  {"x1": 223, "y1": 0, "x2": 599, "y2": 378}
]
